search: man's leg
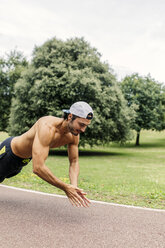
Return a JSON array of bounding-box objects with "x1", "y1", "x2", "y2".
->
[
  {"x1": 0, "y1": 176, "x2": 5, "y2": 183},
  {"x1": 0, "y1": 137, "x2": 17, "y2": 180},
  {"x1": 6, "y1": 167, "x2": 23, "y2": 178}
]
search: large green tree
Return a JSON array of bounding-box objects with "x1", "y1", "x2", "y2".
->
[
  {"x1": 9, "y1": 37, "x2": 134, "y2": 146},
  {"x1": 0, "y1": 51, "x2": 28, "y2": 131},
  {"x1": 120, "y1": 73, "x2": 165, "y2": 145}
]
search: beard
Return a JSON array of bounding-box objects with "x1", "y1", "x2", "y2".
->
[
  {"x1": 70, "y1": 130, "x2": 79, "y2": 136},
  {"x1": 68, "y1": 121, "x2": 81, "y2": 136}
]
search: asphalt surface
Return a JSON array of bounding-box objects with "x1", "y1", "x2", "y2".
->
[{"x1": 0, "y1": 185, "x2": 165, "y2": 248}]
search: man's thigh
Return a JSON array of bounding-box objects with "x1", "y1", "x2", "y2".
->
[{"x1": 0, "y1": 139, "x2": 18, "y2": 178}]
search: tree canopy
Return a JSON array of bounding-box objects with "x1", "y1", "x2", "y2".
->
[
  {"x1": 0, "y1": 51, "x2": 28, "y2": 131},
  {"x1": 120, "y1": 73, "x2": 165, "y2": 145},
  {"x1": 8, "y1": 37, "x2": 133, "y2": 146}
]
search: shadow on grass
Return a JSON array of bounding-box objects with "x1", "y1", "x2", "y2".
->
[
  {"x1": 49, "y1": 149, "x2": 126, "y2": 157},
  {"x1": 120, "y1": 140, "x2": 165, "y2": 149},
  {"x1": 139, "y1": 141, "x2": 165, "y2": 148}
]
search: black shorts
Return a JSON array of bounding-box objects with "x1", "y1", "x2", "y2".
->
[{"x1": 0, "y1": 137, "x2": 31, "y2": 183}]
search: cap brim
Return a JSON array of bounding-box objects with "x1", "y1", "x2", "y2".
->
[{"x1": 62, "y1": 109, "x2": 70, "y2": 114}]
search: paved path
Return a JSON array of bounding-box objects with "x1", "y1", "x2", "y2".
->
[{"x1": 0, "y1": 185, "x2": 165, "y2": 248}]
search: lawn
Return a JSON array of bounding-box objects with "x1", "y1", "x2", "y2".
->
[{"x1": 0, "y1": 130, "x2": 165, "y2": 209}]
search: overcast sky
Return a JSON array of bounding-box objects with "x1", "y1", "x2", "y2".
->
[{"x1": 1, "y1": 0, "x2": 165, "y2": 82}]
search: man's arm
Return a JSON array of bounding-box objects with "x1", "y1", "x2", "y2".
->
[
  {"x1": 67, "y1": 140, "x2": 91, "y2": 207},
  {"x1": 32, "y1": 121, "x2": 90, "y2": 207},
  {"x1": 32, "y1": 122, "x2": 67, "y2": 191},
  {"x1": 68, "y1": 143, "x2": 80, "y2": 187}
]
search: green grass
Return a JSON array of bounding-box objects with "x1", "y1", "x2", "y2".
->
[
  {"x1": 1, "y1": 130, "x2": 165, "y2": 209},
  {"x1": 0, "y1": 132, "x2": 9, "y2": 141}
]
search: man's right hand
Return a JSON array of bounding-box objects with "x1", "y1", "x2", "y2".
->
[{"x1": 64, "y1": 184, "x2": 91, "y2": 208}]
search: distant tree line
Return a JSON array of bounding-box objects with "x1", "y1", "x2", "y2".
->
[
  {"x1": 0, "y1": 37, "x2": 165, "y2": 146},
  {"x1": 0, "y1": 51, "x2": 28, "y2": 131}
]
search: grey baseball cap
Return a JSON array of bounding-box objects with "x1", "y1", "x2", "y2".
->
[{"x1": 63, "y1": 101, "x2": 93, "y2": 120}]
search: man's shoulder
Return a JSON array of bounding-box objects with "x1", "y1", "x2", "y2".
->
[
  {"x1": 36, "y1": 116, "x2": 63, "y2": 137},
  {"x1": 38, "y1": 116, "x2": 62, "y2": 128},
  {"x1": 34, "y1": 116, "x2": 62, "y2": 145},
  {"x1": 38, "y1": 115, "x2": 60, "y2": 122}
]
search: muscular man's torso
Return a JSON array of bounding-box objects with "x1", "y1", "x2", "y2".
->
[{"x1": 11, "y1": 116, "x2": 77, "y2": 158}]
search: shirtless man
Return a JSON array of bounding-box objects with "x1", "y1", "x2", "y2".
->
[{"x1": 0, "y1": 101, "x2": 93, "y2": 208}]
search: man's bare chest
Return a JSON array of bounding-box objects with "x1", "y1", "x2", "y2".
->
[{"x1": 50, "y1": 132, "x2": 73, "y2": 148}]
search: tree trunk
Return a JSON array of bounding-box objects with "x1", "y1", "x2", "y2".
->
[{"x1": 136, "y1": 131, "x2": 140, "y2": 146}]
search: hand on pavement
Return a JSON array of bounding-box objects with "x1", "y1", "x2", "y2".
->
[{"x1": 64, "y1": 185, "x2": 91, "y2": 208}]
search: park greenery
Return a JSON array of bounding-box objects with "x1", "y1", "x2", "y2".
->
[
  {"x1": 0, "y1": 36, "x2": 165, "y2": 146},
  {"x1": 0, "y1": 51, "x2": 28, "y2": 131},
  {"x1": 1, "y1": 130, "x2": 165, "y2": 210},
  {"x1": 120, "y1": 74, "x2": 165, "y2": 145}
]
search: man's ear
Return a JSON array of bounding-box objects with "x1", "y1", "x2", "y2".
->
[{"x1": 68, "y1": 113, "x2": 72, "y2": 121}]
